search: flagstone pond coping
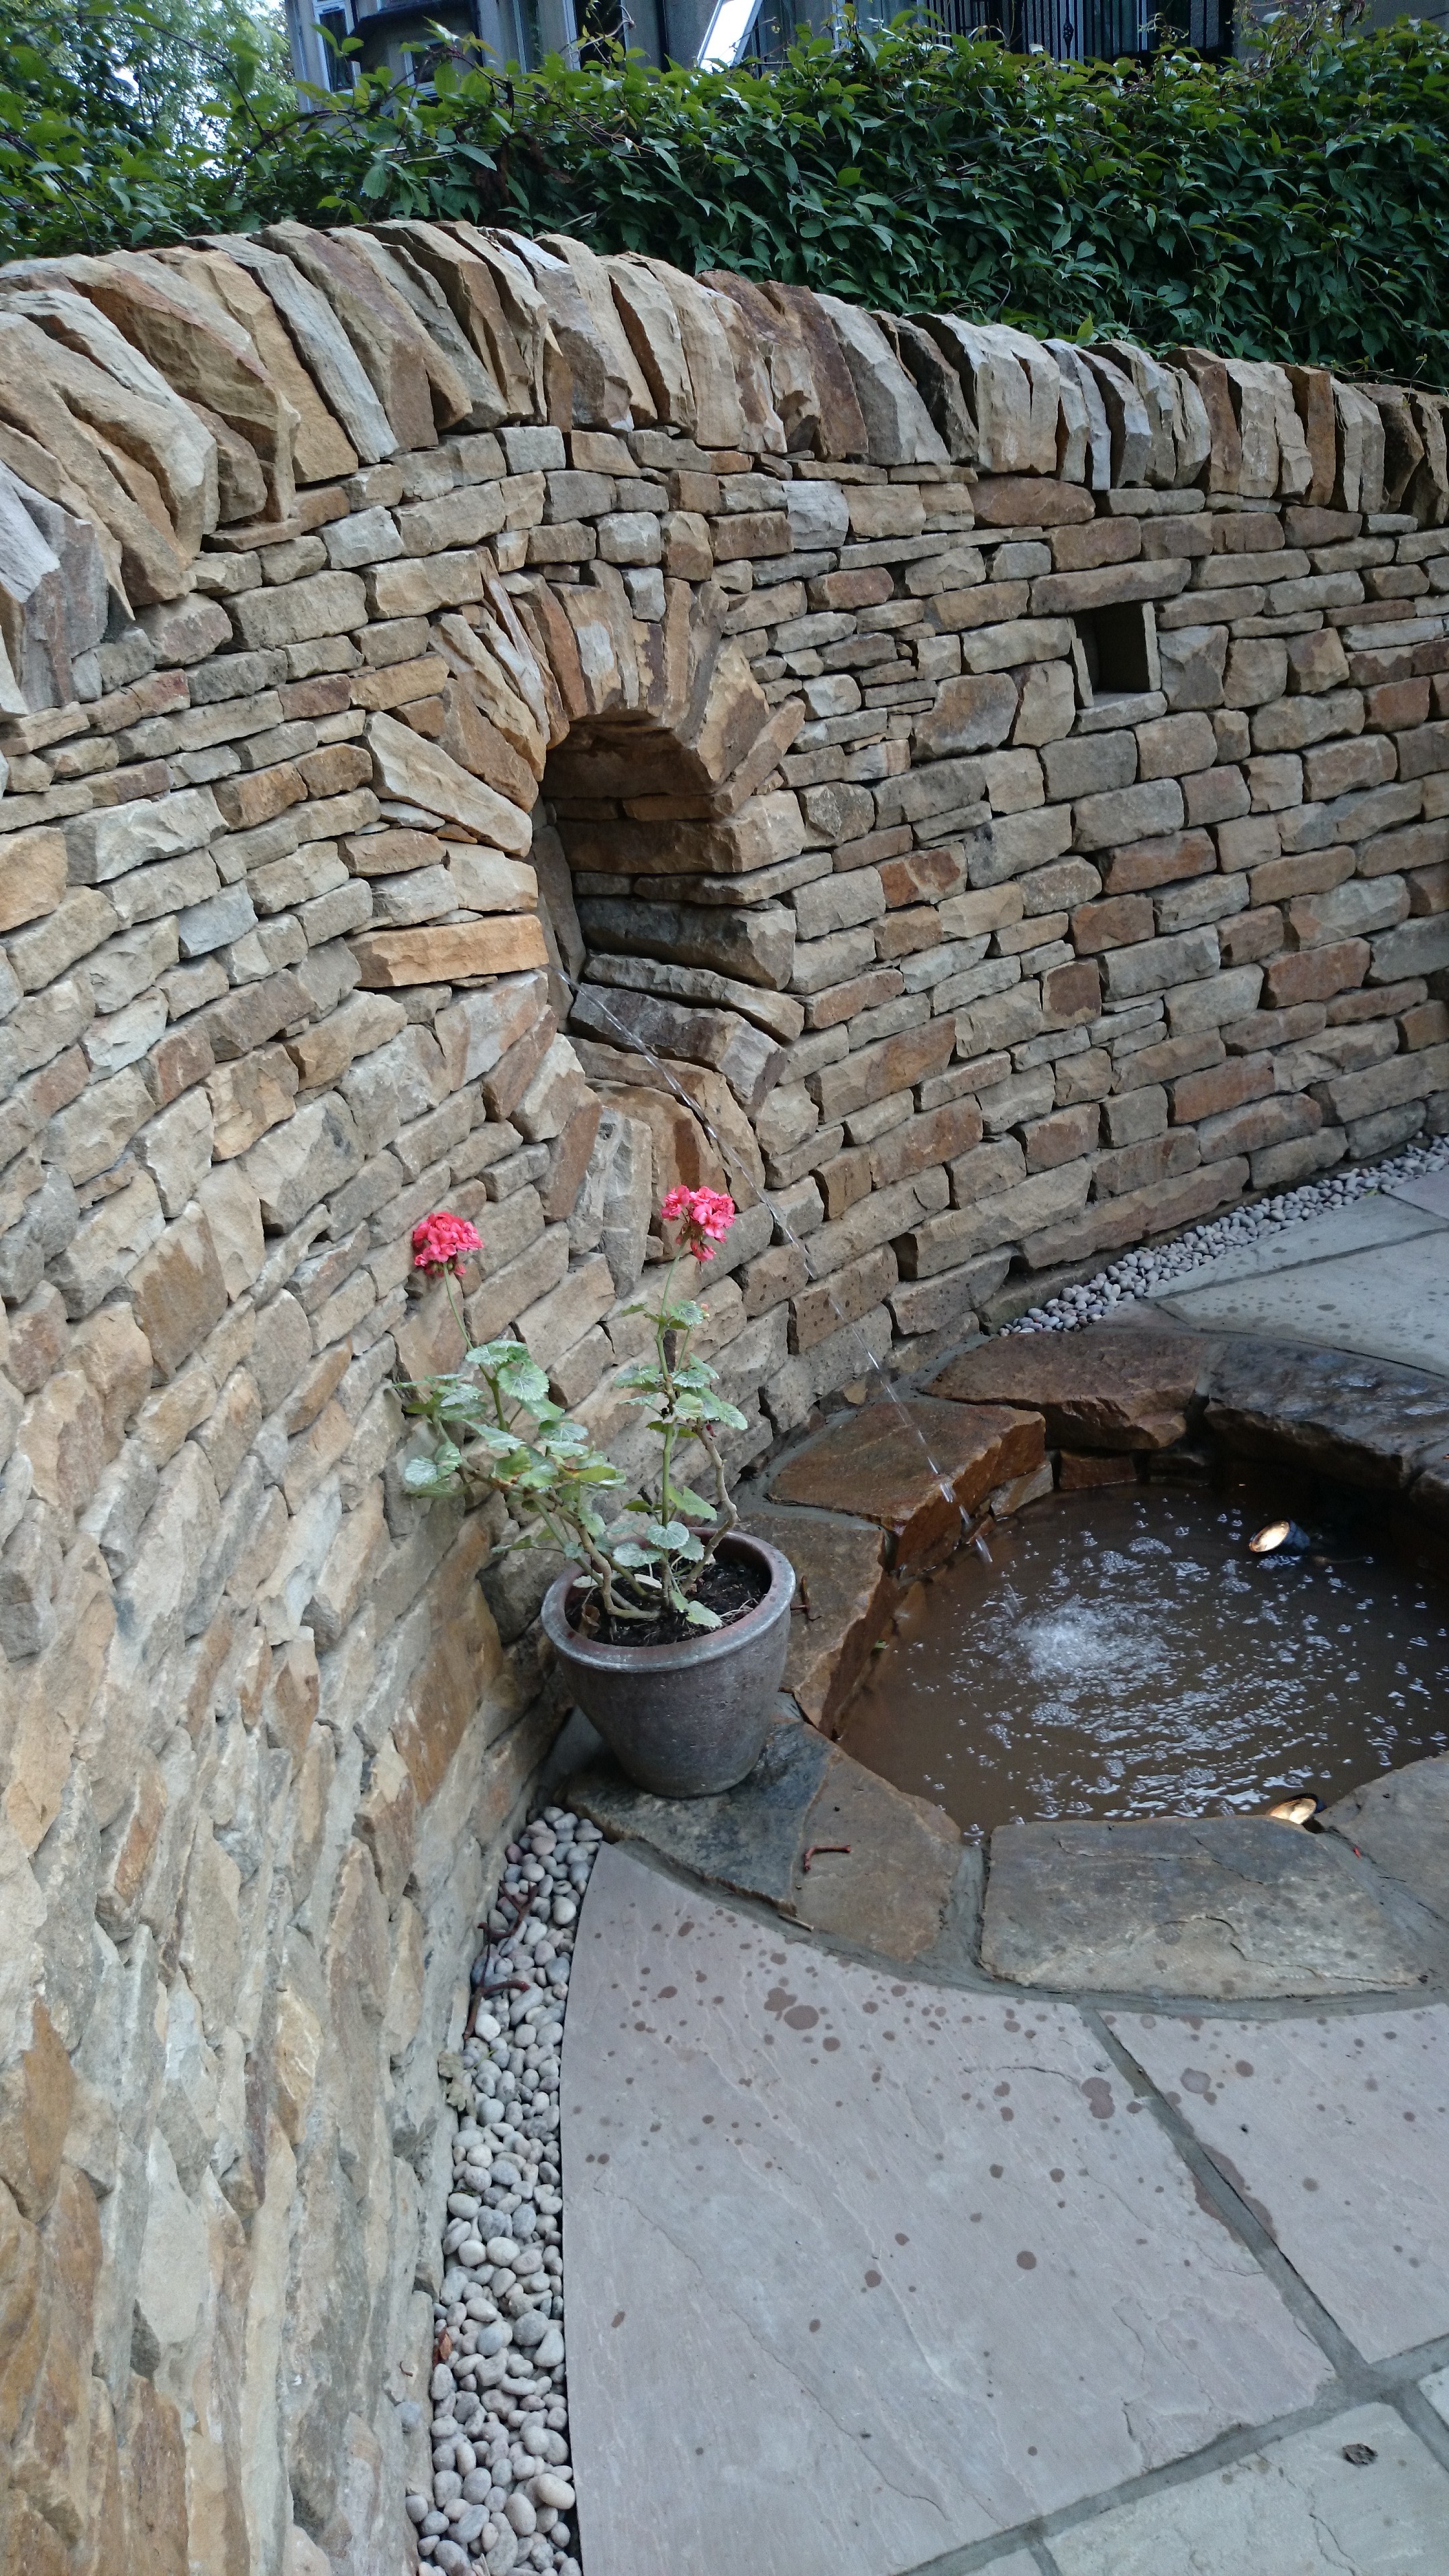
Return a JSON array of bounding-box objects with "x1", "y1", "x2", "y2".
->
[{"x1": 566, "y1": 1322, "x2": 1449, "y2": 2006}]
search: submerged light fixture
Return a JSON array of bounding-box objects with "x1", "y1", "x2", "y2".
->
[{"x1": 1248, "y1": 1519, "x2": 1311, "y2": 1557}]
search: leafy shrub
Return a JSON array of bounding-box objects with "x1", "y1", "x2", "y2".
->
[{"x1": 5, "y1": 6, "x2": 1449, "y2": 386}]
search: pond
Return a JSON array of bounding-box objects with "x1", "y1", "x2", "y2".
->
[{"x1": 837, "y1": 1474, "x2": 1449, "y2": 1839}]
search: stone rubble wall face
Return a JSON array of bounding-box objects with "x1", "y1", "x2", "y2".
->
[{"x1": 0, "y1": 229, "x2": 1446, "y2": 2576}]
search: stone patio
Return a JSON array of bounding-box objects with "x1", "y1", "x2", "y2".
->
[{"x1": 557, "y1": 1190, "x2": 1449, "y2": 2574}]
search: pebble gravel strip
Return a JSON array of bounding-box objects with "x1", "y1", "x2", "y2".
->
[
  {"x1": 408, "y1": 1807, "x2": 602, "y2": 2576},
  {"x1": 1006, "y1": 1135, "x2": 1449, "y2": 1334}
]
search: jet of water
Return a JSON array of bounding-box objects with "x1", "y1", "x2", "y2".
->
[{"x1": 574, "y1": 979, "x2": 973, "y2": 1542}]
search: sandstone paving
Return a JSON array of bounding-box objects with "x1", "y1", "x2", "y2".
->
[
  {"x1": 1152, "y1": 1226, "x2": 1449, "y2": 1378},
  {"x1": 1049, "y1": 2403, "x2": 1449, "y2": 2575},
  {"x1": 561, "y1": 1843, "x2": 1328, "y2": 2576},
  {"x1": 1134, "y1": 1189, "x2": 1449, "y2": 1380},
  {"x1": 1113, "y1": 2007, "x2": 1449, "y2": 2360},
  {"x1": 981, "y1": 1819, "x2": 1432, "y2": 1998},
  {"x1": 1322, "y1": 1754, "x2": 1449, "y2": 1927}
]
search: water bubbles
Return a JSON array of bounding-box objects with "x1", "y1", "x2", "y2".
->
[{"x1": 839, "y1": 1481, "x2": 1449, "y2": 1837}]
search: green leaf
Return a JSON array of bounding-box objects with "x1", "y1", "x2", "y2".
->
[{"x1": 683, "y1": 1597, "x2": 723, "y2": 1629}]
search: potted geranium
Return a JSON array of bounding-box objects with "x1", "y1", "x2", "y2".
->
[{"x1": 400, "y1": 1187, "x2": 794, "y2": 1798}]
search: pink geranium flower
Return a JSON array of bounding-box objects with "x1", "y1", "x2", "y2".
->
[
  {"x1": 412, "y1": 1210, "x2": 483, "y2": 1279},
  {"x1": 660, "y1": 1184, "x2": 737, "y2": 1261}
]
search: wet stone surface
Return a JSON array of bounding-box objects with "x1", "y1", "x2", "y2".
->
[
  {"x1": 1115, "y1": 2006, "x2": 1449, "y2": 2361},
  {"x1": 980, "y1": 1817, "x2": 1432, "y2": 1999},
  {"x1": 1323, "y1": 1753, "x2": 1449, "y2": 1928},
  {"x1": 571, "y1": 1720, "x2": 963, "y2": 1964},
  {"x1": 560, "y1": 1844, "x2": 1328, "y2": 2576},
  {"x1": 769, "y1": 1398, "x2": 1044, "y2": 1577},
  {"x1": 928, "y1": 1324, "x2": 1215, "y2": 1453},
  {"x1": 741, "y1": 1505, "x2": 893, "y2": 1733},
  {"x1": 1203, "y1": 1337, "x2": 1449, "y2": 1492}
]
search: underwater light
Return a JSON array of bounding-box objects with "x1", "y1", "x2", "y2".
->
[{"x1": 1249, "y1": 1519, "x2": 1311, "y2": 1556}]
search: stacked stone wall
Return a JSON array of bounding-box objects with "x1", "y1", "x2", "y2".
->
[{"x1": 0, "y1": 224, "x2": 1446, "y2": 2576}]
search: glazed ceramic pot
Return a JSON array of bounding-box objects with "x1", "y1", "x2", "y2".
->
[{"x1": 540, "y1": 1532, "x2": 796, "y2": 1798}]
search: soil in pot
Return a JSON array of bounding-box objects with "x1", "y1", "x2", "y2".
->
[{"x1": 570, "y1": 1552, "x2": 767, "y2": 1648}]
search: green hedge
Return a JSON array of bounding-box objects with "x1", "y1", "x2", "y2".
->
[{"x1": 6, "y1": 9, "x2": 1449, "y2": 387}]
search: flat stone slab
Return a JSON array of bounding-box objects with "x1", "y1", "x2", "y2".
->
[
  {"x1": 929, "y1": 1324, "x2": 1214, "y2": 1452},
  {"x1": 570, "y1": 1717, "x2": 832, "y2": 1912},
  {"x1": 1159, "y1": 1220, "x2": 1449, "y2": 1381},
  {"x1": 981, "y1": 1818, "x2": 1430, "y2": 1998},
  {"x1": 1202, "y1": 1338, "x2": 1449, "y2": 1491},
  {"x1": 1323, "y1": 1754, "x2": 1449, "y2": 1924},
  {"x1": 562, "y1": 1845, "x2": 1326, "y2": 2576},
  {"x1": 1114, "y1": 2006, "x2": 1449, "y2": 2361},
  {"x1": 791, "y1": 1745, "x2": 961, "y2": 1960},
  {"x1": 1143, "y1": 1190, "x2": 1443, "y2": 1295},
  {"x1": 770, "y1": 1397, "x2": 1044, "y2": 1576},
  {"x1": 1390, "y1": 1167, "x2": 1449, "y2": 1220},
  {"x1": 1051, "y1": 2402, "x2": 1449, "y2": 2575},
  {"x1": 742, "y1": 1505, "x2": 893, "y2": 1731},
  {"x1": 1424, "y1": 2363, "x2": 1449, "y2": 2430},
  {"x1": 570, "y1": 1721, "x2": 961, "y2": 1963}
]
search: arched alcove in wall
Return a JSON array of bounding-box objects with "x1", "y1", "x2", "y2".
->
[{"x1": 506, "y1": 572, "x2": 808, "y2": 1283}]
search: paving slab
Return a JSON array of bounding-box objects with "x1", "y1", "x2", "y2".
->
[
  {"x1": 1140, "y1": 1191, "x2": 1443, "y2": 1295},
  {"x1": 1153, "y1": 1225, "x2": 1449, "y2": 1379},
  {"x1": 769, "y1": 1398, "x2": 1044, "y2": 1576},
  {"x1": 1387, "y1": 1166, "x2": 1449, "y2": 1220},
  {"x1": 1049, "y1": 2402, "x2": 1449, "y2": 2575},
  {"x1": 561, "y1": 1844, "x2": 1328, "y2": 2576},
  {"x1": 1421, "y1": 2363, "x2": 1449, "y2": 2430},
  {"x1": 1113, "y1": 2007, "x2": 1449, "y2": 2360},
  {"x1": 981, "y1": 1817, "x2": 1430, "y2": 1998},
  {"x1": 1323, "y1": 1754, "x2": 1449, "y2": 1927},
  {"x1": 929, "y1": 1325, "x2": 1215, "y2": 1452}
]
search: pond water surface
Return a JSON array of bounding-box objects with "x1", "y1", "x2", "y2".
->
[{"x1": 837, "y1": 1478, "x2": 1449, "y2": 1839}]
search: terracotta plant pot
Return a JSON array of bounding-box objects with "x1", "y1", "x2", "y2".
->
[{"x1": 540, "y1": 1531, "x2": 796, "y2": 1798}]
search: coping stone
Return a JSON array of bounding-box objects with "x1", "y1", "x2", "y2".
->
[
  {"x1": 769, "y1": 1397, "x2": 1044, "y2": 1575},
  {"x1": 791, "y1": 1746, "x2": 961, "y2": 1961},
  {"x1": 928, "y1": 1323, "x2": 1218, "y2": 1451},
  {"x1": 1114, "y1": 2008, "x2": 1449, "y2": 2360},
  {"x1": 569, "y1": 1712, "x2": 830, "y2": 1911},
  {"x1": 1050, "y1": 2402, "x2": 1449, "y2": 2575},
  {"x1": 1202, "y1": 1335, "x2": 1449, "y2": 1490},
  {"x1": 1322, "y1": 1751, "x2": 1449, "y2": 1926},
  {"x1": 980, "y1": 1816, "x2": 1432, "y2": 1998},
  {"x1": 741, "y1": 1503, "x2": 894, "y2": 1731},
  {"x1": 569, "y1": 1717, "x2": 962, "y2": 1963}
]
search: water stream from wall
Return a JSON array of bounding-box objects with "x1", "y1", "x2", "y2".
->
[
  {"x1": 837, "y1": 1472, "x2": 1449, "y2": 1838},
  {"x1": 574, "y1": 981, "x2": 975, "y2": 1533}
]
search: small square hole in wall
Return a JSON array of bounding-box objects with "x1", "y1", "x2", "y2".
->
[{"x1": 1075, "y1": 601, "x2": 1162, "y2": 700}]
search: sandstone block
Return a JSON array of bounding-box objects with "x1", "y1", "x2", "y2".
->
[
  {"x1": 350, "y1": 916, "x2": 547, "y2": 986},
  {"x1": 773, "y1": 1393, "x2": 1042, "y2": 1575},
  {"x1": 932, "y1": 1323, "x2": 1205, "y2": 1450},
  {"x1": 244, "y1": 1093, "x2": 362, "y2": 1231},
  {"x1": 129, "y1": 1208, "x2": 227, "y2": 1379}
]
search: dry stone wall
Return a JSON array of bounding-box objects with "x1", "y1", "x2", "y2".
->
[{"x1": 0, "y1": 221, "x2": 1446, "y2": 2576}]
